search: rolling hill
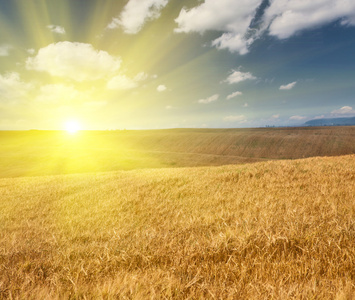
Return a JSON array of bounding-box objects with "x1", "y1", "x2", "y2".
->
[{"x1": 0, "y1": 155, "x2": 354, "y2": 299}]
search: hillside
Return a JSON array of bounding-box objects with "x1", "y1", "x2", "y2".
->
[
  {"x1": 305, "y1": 117, "x2": 355, "y2": 126},
  {"x1": 1, "y1": 126, "x2": 354, "y2": 177},
  {"x1": 0, "y1": 155, "x2": 354, "y2": 299}
]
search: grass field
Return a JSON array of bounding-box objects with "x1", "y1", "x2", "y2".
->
[
  {"x1": 1, "y1": 126, "x2": 354, "y2": 178},
  {"x1": 0, "y1": 154, "x2": 354, "y2": 299}
]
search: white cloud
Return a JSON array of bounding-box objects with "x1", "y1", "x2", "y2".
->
[
  {"x1": 279, "y1": 81, "x2": 297, "y2": 90},
  {"x1": 331, "y1": 106, "x2": 354, "y2": 115},
  {"x1": 134, "y1": 72, "x2": 148, "y2": 81},
  {"x1": 26, "y1": 42, "x2": 121, "y2": 81},
  {"x1": 224, "y1": 70, "x2": 256, "y2": 84},
  {"x1": 157, "y1": 84, "x2": 167, "y2": 92},
  {"x1": 107, "y1": 71, "x2": 148, "y2": 90},
  {"x1": 0, "y1": 72, "x2": 33, "y2": 102},
  {"x1": 175, "y1": 0, "x2": 261, "y2": 54},
  {"x1": 47, "y1": 24, "x2": 66, "y2": 34},
  {"x1": 226, "y1": 91, "x2": 242, "y2": 100},
  {"x1": 264, "y1": 0, "x2": 355, "y2": 39},
  {"x1": 165, "y1": 105, "x2": 176, "y2": 110},
  {"x1": 223, "y1": 115, "x2": 247, "y2": 123},
  {"x1": 175, "y1": 1, "x2": 355, "y2": 53},
  {"x1": 271, "y1": 114, "x2": 280, "y2": 119},
  {"x1": 198, "y1": 94, "x2": 219, "y2": 104},
  {"x1": 243, "y1": 103, "x2": 248, "y2": 107},
  {"x1": 290, "y1": 115, "x2": 306, "y2": 120},
  {"x1": 108, "y1": 0, "x2": 168, "y2": 34},
  {"x1": 0, "y1": 45, "x2": 12, "y2": 56},
  {"x1": 107, "y1": 75, "x2": 138, "y2": 90}
]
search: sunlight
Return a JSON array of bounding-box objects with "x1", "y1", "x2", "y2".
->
[{"x1": 65, "y1": 120, "x2": 81, "y2": 134}]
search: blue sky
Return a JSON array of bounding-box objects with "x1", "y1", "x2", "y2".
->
[{"x1": 0, "y1": 0, "x2": 355, "y2": 130}]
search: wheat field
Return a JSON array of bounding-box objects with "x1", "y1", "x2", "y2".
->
[
  {"x1": 0, "y1": 155, "x2": 354, "y2": 299},
  {"x1": 1, "y1": 126, "x2": 354, "y2": 178}
]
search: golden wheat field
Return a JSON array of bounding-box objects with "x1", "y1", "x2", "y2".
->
[
  {"x1": 1, "y1": 126, "x2": 355, "y2": 178},
  {"x1": 0, "y1": 154, "x2": 354, "y2": 299}
]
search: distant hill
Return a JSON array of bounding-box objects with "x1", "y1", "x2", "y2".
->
[
  {"x1": 1, "y1": 126, "x2": 355, "y2": 177},
  {"x1": 305, "y1": 116, "x2": 355, "y2": 126}
]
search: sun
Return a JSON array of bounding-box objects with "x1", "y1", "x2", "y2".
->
[{"x1": 64, "y1": 120, "x2": 81, "y2": 134}]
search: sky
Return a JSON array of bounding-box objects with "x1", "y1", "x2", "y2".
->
[{"x1": 0, "y1": 0, "x2": 355, "y2": 130}]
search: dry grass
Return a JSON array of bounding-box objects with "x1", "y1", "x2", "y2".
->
[{"x1": 0, "y1": 155, "x2": 354, "y2": 299}]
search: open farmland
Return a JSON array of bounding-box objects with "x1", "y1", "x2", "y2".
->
[
  {"x1": 1, "y1": 126, "x2": 354, "y2": 178},
  {"x1": 0, "y1": 155, "x2": 354, "y2": 299}
]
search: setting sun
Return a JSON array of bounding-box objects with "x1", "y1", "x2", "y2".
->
[{"x1": 65, "y1": 120, "x2": 81, "y2": 134}]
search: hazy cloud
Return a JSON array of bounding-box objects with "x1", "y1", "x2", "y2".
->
[
  {"x1": 107, "y1": 75, "x2": 138, "y2": 90},
  {"x1": 198, "y1": 94, "x2": 219, "y2": 104},
  {"x1": 331, "y1": 106, "x2": 354, "y2": 115},
  {"x1": 108, "y1": 0, "x2": 168, "y2": 34},
  {"x1": 243, "y1": 103, "x2": 248, "y2": 107},
  {"x1": 47, "y1": 24, "x2": 66, "y2": 34},
  {"x1": 157, "y1": 84, "x2": 167, "y2": 92},
  {"x1": 0, "y1": 45, "x2": 12, "y2": 56},
  {"x1": 224, "y1": 70, "x2": 256, "y2": 84},
  {"x1": 223, "y1": 115, "x2": 247, "y2": 123},
  {"x1": 36, "y1": 84, "x2": 87, "y2": 104},
  {"x1": 271, "y1": 114, "x2": 280, "y2": 119},
  {"x1": 26, "y1": 42, "x2": 121, "y2": 81},
  {"x1": 27, "y1": 48, "x2": 35, "y2": 55},
  {"x1": 134, "y1": 72, "x2": 149, "y2": 81},
  {"x1": 290, "y1": 115, "x2": 306, "y2": 120},
  {"x1": 280, "y1": 81, "x2": 297, "y2": 90},
  {"x1": 0, "y1": 72, "x2": 33, "y2": 102},
  {"x1": 226, "y1": 91, "x2": 243, "y2": 100}
]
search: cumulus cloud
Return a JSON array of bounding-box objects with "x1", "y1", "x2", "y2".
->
[
  {"x1": 0, "y1": 72, "x2": 33, "y2": 102},
  {"x1": 223, "y1": 115, "x2": 247, "y2": 123},
  {"x1": 224, "y1": 70, "x2": 256, "y2": 84},
  {"x1": 264, "y1": 0, "x2": 355, "y2": 39},
  {"x1": 107, "y1": 0, "x2": 168, "y2": 34},
  {"x1": 198, "y1": 94, "x2": 219, "y2": 104},
  {"x1": 0, "y1": 45, "x2": 12, "y2": 56},
  {"x1": 331, "y1": 106, "x2": 354, "y2": 115},
  {"x1": 175, "y1": 0, "x2": 355, "y2": 53},
  {"x1": 226, "y1": 91, "x2": 243, "y2": 100},
  {"x1": 157, "y1": 84, "x2": 167, "y2": 92},
  {"x1": 47, "y1": 24, "x2": 66, "y2": 34},
  {"x1": 175, "y1": 0, "x2": 261, "y2": 54},
  {"x1": 279, "y1": 81, "x2": 297, "y2": 90},
  {"x1": 290, "y1": 115, "x2": 306, "y2": 120},
  {"x1": 26, "y1": 42, "x2": 121, "y2": 81}
]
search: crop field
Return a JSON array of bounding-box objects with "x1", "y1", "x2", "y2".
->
[
  {"x1": 1, "y1": 126, "x2": 355, "y2": 178},
  {"x1": 0, "y1": 150, "x2": 354, "y2": 298}
]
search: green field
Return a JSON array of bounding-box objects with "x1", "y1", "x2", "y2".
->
[{"x1": 0, "y1": 128, "x2": 354, "y2": 299}]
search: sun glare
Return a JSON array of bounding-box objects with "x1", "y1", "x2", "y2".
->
[{"x1": 65, "y1": 120, "x2": 81, "y2": 134}]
